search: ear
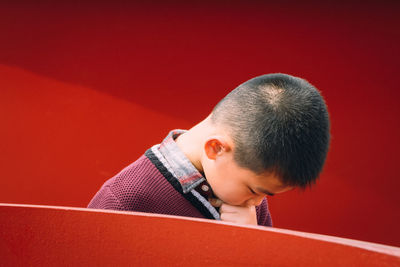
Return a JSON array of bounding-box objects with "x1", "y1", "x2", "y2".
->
[{"x1": 204, "y1": 136, "x2": 232, "y2": 160}]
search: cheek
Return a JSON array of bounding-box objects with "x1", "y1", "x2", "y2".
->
[
  {"x1": 211, "y1": 177, "x2": 250, "y2": 205},
  {"x1": 203, "y1": 157, "x2": 251, "y2": 204}
]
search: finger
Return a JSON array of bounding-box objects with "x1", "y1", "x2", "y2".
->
[
  {"x1": 220, "y1": 212, "x2": 240, "y2": 222},
  {"x1": 220, "y1": 212, "x2": 230, "y2": 221},
  {"x1": 220, "y1": 204, "x2": 254, "y2": 213},
  {"x1": 220, "y1": 210, "x2": 257, "y2": 225},
  {"x1": 219, "y1": 203, "x2": 240, "y2": 213},
  {"x1": 208, "y1": 198, "x2": 223, "y2": 207}
]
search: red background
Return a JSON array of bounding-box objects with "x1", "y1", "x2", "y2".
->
[{"x1": 1, "y1": 1, "x2": 399, "y2": 246}]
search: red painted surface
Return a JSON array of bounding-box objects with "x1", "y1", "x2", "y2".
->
[
  {"x1": 1, "y1": 204, "x2": 399, "y2": 266},
  {"x1": 0, "y1": 1, "x2": 400, "y2": 247}
]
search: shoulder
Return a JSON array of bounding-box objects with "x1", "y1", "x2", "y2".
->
[
  {"x1": 107, "y1": 154, "x2": 177, "y2": 210},
  {"x1": 109, "y1": 155, "x2": 165, "y2": 196}
]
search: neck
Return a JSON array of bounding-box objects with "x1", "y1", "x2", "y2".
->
[{"x1": 175, "y1": 115, "x2": 214, "y2": 173}]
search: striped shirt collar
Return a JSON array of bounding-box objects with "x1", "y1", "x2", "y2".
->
[{"x1": 157, "y1": 130, "x2": 206, "y2": 194}]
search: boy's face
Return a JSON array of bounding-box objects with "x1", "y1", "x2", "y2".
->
[{"x1": 202, "y1": 139, "x2": 293, "y2": 206}]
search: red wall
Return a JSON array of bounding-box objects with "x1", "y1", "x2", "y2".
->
[
  {"x1": 1, "y1": 1, "x2": 399, "y2": 247},
  {"x1": 2, "y1": 204, "x2": 399, "y2": 266}
]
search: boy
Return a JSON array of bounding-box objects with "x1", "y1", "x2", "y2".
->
[{"x1": 88, "y1": 73, "x2": 330, "y2": 226}]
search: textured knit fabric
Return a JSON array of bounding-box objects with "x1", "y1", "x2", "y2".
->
[{"x1": 88, "y1": 130, "x2": 273, "y2": 226}]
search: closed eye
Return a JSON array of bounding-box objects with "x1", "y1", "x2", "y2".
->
[
  {"x1": 249, "y1": 186, "x2": 275, "y2": 197},
  {"x1": 248, "y1": 187, "x2": 257, "y2": 195}
]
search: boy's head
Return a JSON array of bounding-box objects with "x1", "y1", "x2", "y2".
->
[{"x1": 199, "y1": 73, "x2": 330, "y2": 206}]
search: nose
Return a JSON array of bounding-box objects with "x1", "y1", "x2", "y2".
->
[
  {"x1": 254, "y1": 196, "x2": 265, "y2": 206},
  {"x1": 247, "y1": 196, "x2": 265, "y2": 207}
]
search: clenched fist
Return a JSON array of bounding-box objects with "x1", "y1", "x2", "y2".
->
[{"x1": 209, "y1": 198, "x2": 258, "y2": 225}]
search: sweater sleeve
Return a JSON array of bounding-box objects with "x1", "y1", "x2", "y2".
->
[
  {"x1": 256, "y1": 197, "x2": 273, "y2": 227},
  {"x1": 87, "y1": 184, "x2": 124, "y2": 210}
]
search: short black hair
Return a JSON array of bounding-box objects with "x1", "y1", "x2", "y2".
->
[{"x1": 211, "y1": 73, "x2": 330, "y2": 188}]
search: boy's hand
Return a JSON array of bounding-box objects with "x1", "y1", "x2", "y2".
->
[{"x1": 209, "y1": 198, "x2": 258, "y2": 225}]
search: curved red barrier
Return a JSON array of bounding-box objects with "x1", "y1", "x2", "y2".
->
[{"x1": 1, "y1": 203, "x2": 399, "y2": 266}]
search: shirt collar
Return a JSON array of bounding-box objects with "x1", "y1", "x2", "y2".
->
[{"x1": 157, "y1": 130, "x2": 205, "y2": 194}]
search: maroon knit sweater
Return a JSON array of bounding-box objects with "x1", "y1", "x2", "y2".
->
[{"x1": 88, "y1": 150, "x2": 273, "y2": 226}]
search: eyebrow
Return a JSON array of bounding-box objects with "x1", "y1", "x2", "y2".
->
[{"x1": 256, "y1": 187, "x2": 275, "y2": 196}]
